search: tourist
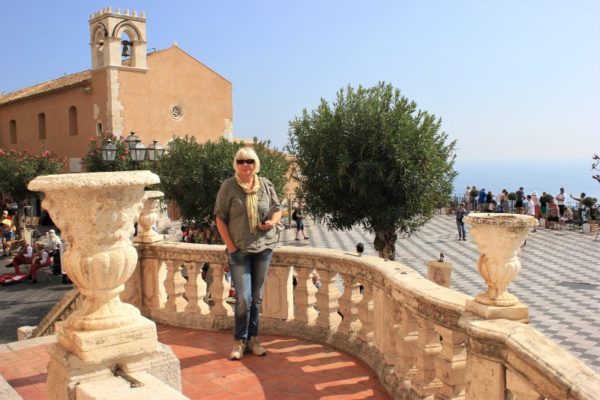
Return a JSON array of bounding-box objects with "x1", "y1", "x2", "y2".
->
[
  {"x1": 532, "y1": 192, "x2": 540, "y2": 218},
  {"x1": 485, "y1": 190, "x2": 495, "y2": 211},
  {"x1": 546, "y1": 200, "x2": 560, "y2": 228},
  {"x1": 6, "y1": 239, "x2": 33, "y2": 274},
  {"x1": 455, "y1": 202, "x2": 468, "y2": 241},
  {"x1": 556, "y1": 188, "x2": 566, "y2": 216},
  {"x1": 559, "y1": 207, "x2": 574, "y2": 228},
  {"x1": 1, "y1": 218, "x2": 15, "y2": 256},
  {"x1": 570, "y1": 192, "x2": 586, "y2": 222},
  {"x1": 214, "y1": 147, "x2": 282, "y2": 360},
  {"x1": 293, "y1": 203, "x2": 308, "y2": 240},
  {"x1": 526, "y1": 195, "x2": 537, "y2": 232},
  {"x1": 539, "y1": 192, "x2": 548, "y2": 217},
  {"x1": 464, "y1": 186, "x2": 471, "y2": 210},
  {"x1": 515, "y1": 187, "x2": 525, "y2": 214},
  {"x1": 478, "y1": 188, "x2": 487, "y2": 211},
  {"x1": 499, "y1": 189, "x2": 509, "y2": 213},
  {"x1": 28, "y1": 244, "x2": 52, "y2": 284}
]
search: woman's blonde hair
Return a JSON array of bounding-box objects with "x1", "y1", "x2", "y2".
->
[{"x1": 233, "y1": 147, "x2": 261, "y2": 173}]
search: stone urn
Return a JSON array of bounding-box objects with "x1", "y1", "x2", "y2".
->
[
  {"x1": 28, "y1": 171, "x2": 160, "y2": 331},
  {"x1": 134, "y1": 190, "x2": 164, "y2": 243},
  {"x1": 464, "y1": 213, "x2": 538, "y2": 307}
]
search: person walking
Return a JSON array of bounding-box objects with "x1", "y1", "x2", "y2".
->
[
  {"x1": 455, "y1": 202, "x2": 468, "y2": 241},
  {"x1": 293, "y1": 203, "x2": 308, "y2": 240},
  {"x1": 215, "y1": 147, "x2": 282, "y2": 361}
]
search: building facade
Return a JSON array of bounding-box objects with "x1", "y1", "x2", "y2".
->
[{"x1": 0, "y1": 8, "x2": 233, "y2": 172}]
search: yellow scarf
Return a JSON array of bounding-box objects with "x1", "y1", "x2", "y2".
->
[{"x1": 235, "y1": 172, "x2": 261, "y2": 233}]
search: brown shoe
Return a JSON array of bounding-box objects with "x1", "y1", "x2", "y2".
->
[
  {"x1": 229, "y1": 340, "x2": 246, "y2": 360},
  {"x1": 247, "y1": 337, "x2": 267, "y2": 356}
]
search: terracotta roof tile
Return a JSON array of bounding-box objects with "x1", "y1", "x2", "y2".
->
[{"x1": 0, "y1": 70, "x2": 92, "y2": 106}]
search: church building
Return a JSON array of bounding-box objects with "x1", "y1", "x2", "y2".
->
[{"x1": 0, "y1": 8, "x2": 233, "y2": 172}]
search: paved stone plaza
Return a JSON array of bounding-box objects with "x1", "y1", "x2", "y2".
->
[{"x1": 0, "y1": 214, "x2": 598, "y2": 375}]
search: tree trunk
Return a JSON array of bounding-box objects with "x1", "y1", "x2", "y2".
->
[{"x1": 374, "y1": 229, "x2": 397, "y2": 261}]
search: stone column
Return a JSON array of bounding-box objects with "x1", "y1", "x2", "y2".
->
[{"x1": 29, "y1": 171, "x2": 186, "y2": 400}]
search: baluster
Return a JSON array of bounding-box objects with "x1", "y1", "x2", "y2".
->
[
  {"x1": 315, "y1": 268, "x2": 342, "y2": 331},
  {"x1": 395, "y1": 307, "x2": 418, "y2": 384},
  {"x1": 142, "y1": 258, "x2": 168, "y2": 314},
  {"x1": 164, "y1": 260, "x2": 187, "y2": 312},
  {"x1": 337, "y1": 275, "x2": 362, "y2": 335},
  {"x1": 412, "y1": 316, "x2": 443, "y2": 396},
  {"x1": 506, "y1": 369, "x2": 543, "y2": 400},
  {"x1": 383, "y1": 300, "x2": 402, "y2": 366},
  {"x1": 262, "y1": 264, "x2": 293, "y2": 320},
  {"x1": 357, "y1": 281, "x2": 374, "y2": 343},
  {"x1": 184, "y1": 262, "x2": 210, "y2": 315},
  {"x1": 210, "y1": 263, "x2": 233, "y2": 317},
  {"x1": 294, "y1": 267, "x2": 318, "y2": 325},
  {"x1": 434, "y1": 325, "x2": 466, "y2": 400}
]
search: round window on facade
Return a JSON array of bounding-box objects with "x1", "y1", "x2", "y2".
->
[{"x1": 170, "y1": 104, "x2": 184, "y2": 121}]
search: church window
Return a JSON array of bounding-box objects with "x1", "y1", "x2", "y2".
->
[
  {"x1": 38, "y1": 113, "x2": 46, "y2": 140},
  {"x1": 69, "y1": 106, "x2": 78, "y2": 136},
  {"x1": 9, "y1": 120, "x2": 17, "y2": 144}
]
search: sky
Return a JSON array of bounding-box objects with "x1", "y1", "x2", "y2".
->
[{"x1": 1, "y1": 0, "x2": 599, "y2": 162}]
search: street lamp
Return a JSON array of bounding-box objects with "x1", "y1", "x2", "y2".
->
[
  {"x1": 125, "y1": 131, "x2": 139, "y2": 151},
  {"x1": 101, "y1": 140, "x2": 117, "y2": 162},
  {"x1": 147, "y1": 140, "x2": 165, "y2": 165},
  {"x1": 130, "y1": 139, "x2": 147, "y2": 165}
]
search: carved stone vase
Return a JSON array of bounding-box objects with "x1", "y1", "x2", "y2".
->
[
  {"x1": 28, "y1": 171, "x2": 160, "y2": 332},
  {"x1": 134, "y1": 190, "x2": 164, "y2": 243},
  {"x1": 464, "y1": 213, "x2": 538, "y2": 307}
]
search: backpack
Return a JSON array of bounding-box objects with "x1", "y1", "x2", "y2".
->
[{"x1": 292, "y1": 210, "x2": 298, "y2": 222}]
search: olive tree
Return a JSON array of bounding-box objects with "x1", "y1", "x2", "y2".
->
[
  {"x1": 287, "y1": 82, "x2": 456, "y2": 260},
  {"x1": 158, "y1": 136, "x2": 289, "y2": 231}
]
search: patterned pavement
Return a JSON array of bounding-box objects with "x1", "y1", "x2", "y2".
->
[{"x1": 279, "y1": 214, "x2": 600, "y2": 374}]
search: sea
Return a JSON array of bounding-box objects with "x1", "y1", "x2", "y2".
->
[{"x1": 452, "y1": 159, "x2": 599, "y2": 202}]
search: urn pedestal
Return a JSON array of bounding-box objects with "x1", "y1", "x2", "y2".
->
[
  {"x1": 464, "y1": 213, "x2": 537, "y2": 322},
  {"x1": 29, "y1": 172, "x2": 186, "y2": 400}
]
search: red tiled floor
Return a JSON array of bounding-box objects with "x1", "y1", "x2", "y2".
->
[{"x1": 0, "y1": 324, "x2": 390, "y2": 399}]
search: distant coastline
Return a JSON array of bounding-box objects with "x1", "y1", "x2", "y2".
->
[{"x1": 453, "y1": 159, "x2": 599, "y2": 199}]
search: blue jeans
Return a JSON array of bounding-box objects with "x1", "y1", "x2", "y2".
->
[
  {"x1": 228, "y1": 248, "x2": 273, "y2": 341},
  {"x1": 456, "y1": 219, "x2": 466, "y2": 239}
]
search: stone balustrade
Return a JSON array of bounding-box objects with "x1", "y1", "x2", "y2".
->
[{"x1": 125, "y1": 242, "x2": 600, "y2": 399}]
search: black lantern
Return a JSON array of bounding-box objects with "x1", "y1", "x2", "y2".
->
[
  {"x1": 130, "y1": 139, "x2": 147, "y2": 163},
  {"x1": 101, "y1": 140, "x2": 117, "y2": 161},
  {"x1": 125, "y1": 131, "x2": 139, "y2": 151},
  {"x1": 147, "y1": 140, "x2": 165, "y2": 161}
]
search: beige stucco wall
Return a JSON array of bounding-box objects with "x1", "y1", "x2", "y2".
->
[
  {"x1": 117, "y1": 46, "x2": 233, "y2": 145},
  {"x1": 0, "y1": 84, "x2": 96, "y2": 162}
]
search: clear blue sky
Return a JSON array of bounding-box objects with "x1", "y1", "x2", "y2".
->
[{"x1": 1, "y1": 0, "x2": 599, "y2": 161}]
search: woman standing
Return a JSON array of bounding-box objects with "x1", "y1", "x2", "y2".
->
[{"x1": 215, "y1": 148, "x2": 282, "y2": 360}]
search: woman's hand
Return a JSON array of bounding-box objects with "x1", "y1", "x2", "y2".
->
[{"x1": 258, "y1": 220, "x2": 275, "y2": 231}]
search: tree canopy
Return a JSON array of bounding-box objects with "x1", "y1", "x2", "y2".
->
[
  {"x1": 158, "y1": 136, "x2": 289, "y2": 229},
  {"x1": 287, "y1": 82, "x2": 456, "y2": 260}
]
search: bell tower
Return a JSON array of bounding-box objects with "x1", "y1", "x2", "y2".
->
[{"x1": 89, "y1": 7, "x2": 147, "y2": 70}]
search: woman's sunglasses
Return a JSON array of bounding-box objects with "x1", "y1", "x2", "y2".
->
[{"x1": 236, "y1": 159, "x2": 256, "y2": 165}]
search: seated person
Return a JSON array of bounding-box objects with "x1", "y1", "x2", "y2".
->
[
  {"x1": 2, "y1": 219, "x2": 15, "y2": 256},
  {"x1": 546, "y1": 201, "x2": 560, "y2": 227},
  {"x1": 28, "y1": 244, "x2": 53, "y2": 284},
  {"x1": 559, "y1": 207, "x2": 574, "y2": 227},
  {"x1": 7, "y1": 240, "x2": 34, "y2": 274}
]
